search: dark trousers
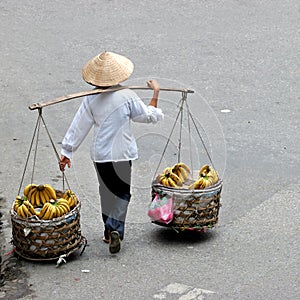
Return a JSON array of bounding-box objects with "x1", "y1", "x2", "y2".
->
[{"x1": 94, "y1": 161, "x2": 132, "y2": 240}]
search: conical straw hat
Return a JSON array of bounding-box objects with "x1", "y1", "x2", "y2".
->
[{"x1": 82, "y1": 51, "x2": 134, "y2": 87}]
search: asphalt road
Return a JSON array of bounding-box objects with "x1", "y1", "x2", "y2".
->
[{"x1": 0, "y1": 0, "x2": 299, "y2": 299}]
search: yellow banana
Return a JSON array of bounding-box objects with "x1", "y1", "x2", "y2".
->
[
  {"x1": 44, "y1": 184, "x2": 56, "y2": 200},
  {"x1": 49, "y1": 205, "x2": 56, "y2": 219},
  {"x1": 173, "y1": 169, "x2": 185, "y2": 182},
  {"x1": 71, "y1": 196, "x2": 77, "y2": 208},
  {"x1": 201, "y1": 178, "x2": 210, "y2": 188},
  {"x1": 57, "y1": 201, "x2": 70, "y2": 213},
  {"x1": 63, "y1": 189, "x2": 71, "y2": 199},
  {"x1": 55, "y1": 205, "x2": 62, "y2": 218},
  {"x1": 207, "y1": 176, "x2": 214, "y2": 186},
  {"x1": 59, "y1": 205, "x2": 66, "y2": 217},
  {"x1": 17, "y1": 205, "x2": 26, "y2": 219},
  {"x1": 41, "y1": 204, "x2": 52, "y2": 220},
  {"x1": 163, "y1": 167, "x2": 173, "y2": 175},
  {"x1": 23, "y1": 200, "x2": 35, "y2": 215},
  {"x1": 24, "y1": 183, "x2": 37, "y2": 197},
  {"x1": 179, "y1": 166, "x2": 189, "y2": 179},
  {"x1": 39, "y1": 189, "x2": 48, "y2": 205},
  {"x1": 189, "y1": 178, "x2": 204, "y2": 190},
  {"x1": 167, "y1": 177, "x2": 177, "y2": 187},
  {"x1": 210, "y1": 169, "x2": 219, "y2": 184},
  {"x1": 29, "y1": 190, "x2": 35, "y2": 206},
  {"x1": 43, "y1": 207, "x2": 53, "y2": 220},
  {"x1": 161, "y1": 178, "x2": 169, "y2": 187},
  {"x1": 25, "y1": 205, "x2": 32, "y2": 217},
  {"x1": 35, "y1": 190, "x2": 41, "y2": 207},
  {"x1": 157, "y1": 174, "x2": 166, "y2": 184},
  {"x1": 195, "y1": 164, "x2": 220, "y2": 188},
  {"x1": 58, "y1": 205, "x2": 68, "y2": 217},
  {"x1": 35, "y1": 185, "x2": 45, "y2": 204},
  {"x1": 38, "y1": 203, "x2": 49, "y2": 219},
  {"x1": 176, "y1": 162, "x2": 191, "y2": 173},
  {"x1": 13, "y1": 202, "x2": 19, "y2": 213},
  {"x1": 62, "y1": 190, "x2": 78, "y2": 209},
  {"x1": 14, "y1": 196, "x2": 23, "y2": 212},
  {"x1": 28, "y1": 189, "x2": 37, "y2": 206},
  {"x1": 158, "y1": 166, "x2": 185, "y2": 188},
  {"x1": 169, "y1": 172, "x2": 183, "y2": 186},
  {"x1": 43, "y1": 188, "x2": 52, "y2": 202},
  {"x1": 17, "y1": 205, "x2": 25, "y2": 218},
  {"x1": 35, "y1": 190, "x2": 40, "y2": 206},
  {"x1": 18, "y1": 204, "x2": 32, "y2": 218},
  {"x1": 58, "y1": 205, "x2": 68, "y2": 215},
  {"x1": 193, "y1": 182, "x2": 202, "y2": 189},
  {"x1": 23, "y1": 205, "x2": 31, "y2": 218},
  {"x1": 57, "y1": 198, "x2": 70, "y2": 206},
  {"x1": 39, "y1": 190, "x2": 46, "y2": 205},
  {"x1": 57, "y1": 198, "x2": 70, "y2": 214},
  {"x1": 20, "y1": 205, "x2": 27, "y2": 218},
  {"x1": 59, "y1": 203, "x2": 70, "y2": 214},
  {"x1": 172, "y1": 163, "x2": 190, "y2": 182},
  {"x1": 67, "y1": 197, "x2": 74, "y2": 209},
  {"x1": 199, "y1": 164, "x2": 210, "y2": 177}
]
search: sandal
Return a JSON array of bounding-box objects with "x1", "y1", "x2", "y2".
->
[{"x1": 109, "y1": 231, "x2": 121, "y2": 254}]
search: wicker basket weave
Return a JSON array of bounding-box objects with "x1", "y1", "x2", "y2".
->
[
  {"x1": 10, "y1": 192, "x2": 83, "y2": 261},
  {"x1": 151, "y1": 180, "x2": 222, "y2": 230}
]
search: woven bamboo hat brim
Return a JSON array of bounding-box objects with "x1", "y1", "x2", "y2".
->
[{"x1": 82, "y1": 51, "x2": 134, "y2": 87}]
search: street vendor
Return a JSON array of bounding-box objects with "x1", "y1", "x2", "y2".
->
[{"x1": 59, "y1": 51, "x2": 164, "y2": 254}]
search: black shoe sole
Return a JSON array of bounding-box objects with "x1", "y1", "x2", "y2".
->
[{"x1": 109, "y1": 231, "x2": 121, "y2": 254}]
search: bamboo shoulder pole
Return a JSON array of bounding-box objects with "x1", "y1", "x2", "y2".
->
[{"x1": 28, "y1": 86, "x2": 194, "y2": 110}]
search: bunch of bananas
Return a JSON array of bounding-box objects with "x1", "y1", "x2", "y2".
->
[
  {"x1": 63, "y1": 189, "x2": 78, "y2": 209},
  {"x1": 24, "y1": 183, "x2": 57, "y2": 207},
  {"x1": 14, "y1": 183, "x2": 76, "y2": 220},
  {"x1": 189, "y1": 164, "x2": 219, "y2": 189},
  {"x1": 13, "y1": 196, "x2": 36, "y2": 218},
  {"x1": 157, "y1": 162, "x2": 190, "y2": 188},
  {"x1": 171, "y1": 163, "x2": 191, "y2": 182},
  {"x1": 38, "y1": 198, "x2": 71, "y2": 220}
]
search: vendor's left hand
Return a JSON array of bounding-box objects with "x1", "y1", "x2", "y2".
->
[{"x1": 59, "y1": 155, "x2": 71, "y2": 172}]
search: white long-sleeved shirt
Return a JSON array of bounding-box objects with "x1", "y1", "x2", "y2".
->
[{"x1": 61, "y1": 87, "x2": 164, "y2": 162}]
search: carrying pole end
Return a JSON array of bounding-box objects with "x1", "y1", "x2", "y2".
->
[{"x1": 28, "y1": 103, "x2": 41, "y2": 110}]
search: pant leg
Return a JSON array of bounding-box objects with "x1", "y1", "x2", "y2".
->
[{"x1": 94, "y1": 161, "x2": 132, "y2": 240}]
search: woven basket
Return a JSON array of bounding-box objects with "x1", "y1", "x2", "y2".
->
[
  {"x1": 151, "y1": 180, "x2": 222, "y2": 230},
  {"x1": 10, "y1": 191, "x2": 83, "y2": 261}
]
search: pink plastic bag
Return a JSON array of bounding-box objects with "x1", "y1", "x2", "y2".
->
[{"x1": 148, "y1": 193, "x2": 174, "y2": 224}]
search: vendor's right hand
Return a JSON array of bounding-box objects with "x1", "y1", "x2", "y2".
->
[
  {"x1": 147, "y1": 79, "x2": 160, "y2": 92},
  {"x1": 59, "y1": 155, "x2": 71, "y2": 172}
]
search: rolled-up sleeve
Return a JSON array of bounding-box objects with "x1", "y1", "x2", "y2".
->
[{"x1": 130, "y1": 98, "x2": 164, "y2": 124}]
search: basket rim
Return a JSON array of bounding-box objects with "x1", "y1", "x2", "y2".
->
[{"x1": 152, "y1": 179, "x2": 223, "y2": 193}]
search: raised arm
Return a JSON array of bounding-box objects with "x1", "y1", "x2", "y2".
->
[{"x1": 147, "y1": 80, "x2": 160, "y2": 107}]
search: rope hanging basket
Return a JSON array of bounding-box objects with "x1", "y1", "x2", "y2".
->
[
  {"x1": 10, "y1": 190, "x2": 84, "y2": 261},
  {"x1": 10, "y1": 105, "x2": 87, "y2": 263},
  {"x1": 150, "y1": 90, "x2": 223, "y2": 232}
]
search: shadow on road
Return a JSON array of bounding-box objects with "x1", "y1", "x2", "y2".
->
[{"x1": 149, "y1": 226, "x2": 218, "y2": 245}]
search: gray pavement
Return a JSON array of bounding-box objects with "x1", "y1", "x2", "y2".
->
[{"x1": 1, "y1": 0, "x2": 299, "y2": 299}]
